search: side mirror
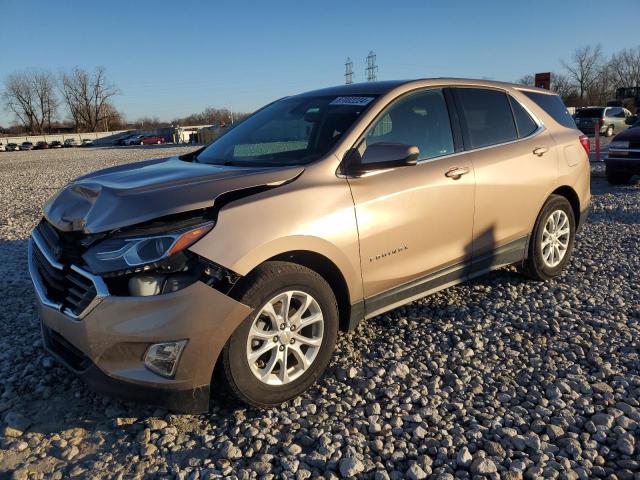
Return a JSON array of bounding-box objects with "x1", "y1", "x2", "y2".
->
[{"x1": 349, "y1": 143, "x2": 419, "y2": 176}]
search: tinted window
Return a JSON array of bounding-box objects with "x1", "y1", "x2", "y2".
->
[
  {"x1": 457, "y1": 88, "x2": 517, "y2": 148},
  {"x1": 575, "y1": 107, "x2": 604, "y2": 119},
  {"x1": 363, "y1": 89, "x2": 454, "y2": 161},
  {"x1": 523, "y1": 91, "x2": 576, "y2": 128},
  {"x1": 610, "y1": 108, "x2": 625, "y2": 118},
  {"x1": 509, "y1": 97, "x2": 538, "y2": 138}
]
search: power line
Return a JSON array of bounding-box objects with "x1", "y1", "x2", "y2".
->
[
  {"x1": 345, "y1": 57, "x2": 354, "y2": 85},
  {"x1": 365, "y1": 51, "x2": 378, "y2": 82}
]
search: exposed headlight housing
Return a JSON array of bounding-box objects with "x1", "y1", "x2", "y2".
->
[
  {"x1": 144, "y1": 340, "x2": 188, "y2": 377},
  {"x1": 82, "y1": 222, "x2": 214, "y2": 275}
]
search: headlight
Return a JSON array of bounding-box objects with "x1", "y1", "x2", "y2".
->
[
  {"x1": 609, "y1": 141, "x2": 629, "y2": 149},
  {"x1": 83, "y1": 222, "x2": 214, "y2": 275}
]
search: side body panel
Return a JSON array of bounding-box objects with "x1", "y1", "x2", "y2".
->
[
  {"x1": 189, "y1": 160, "x2": 364, "y2": 303},
  {"x1": 347, "y1": 157, "x2": 474, "y2": 299},
  {"x1": 468, "y1": 128, "x2": 559, "y2": 255}
]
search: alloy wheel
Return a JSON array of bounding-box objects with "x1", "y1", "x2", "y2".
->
[
  {"x1": 541, "y1": 209, "x2": 570, "y2": 268},
  {"x1": 246, "y1": 291, "x2": 324, "y2": 386}
]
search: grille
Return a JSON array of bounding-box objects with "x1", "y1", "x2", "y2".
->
[
  {"x1": 31, "y1": 220, "x2": 102, "y2": 318},
  {"x1": 37, "y1": 220, "x2": 85, "y2": 265}
]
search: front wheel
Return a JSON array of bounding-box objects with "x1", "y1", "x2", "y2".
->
[
  {"x1": 521, "y1": 195, "x2": 576, "y2": 281},
  {"x1": 221, "y1": 262, "x2": 338, "y2": 407}
]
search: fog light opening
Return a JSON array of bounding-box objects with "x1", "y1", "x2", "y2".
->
[{"x1": 144, "y1": 340, "x2": 188, "y2": 378}]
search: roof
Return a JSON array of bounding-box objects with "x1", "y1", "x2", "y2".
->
[{"x1": 295, "y1": 78, "x2": 554, "y2": 98}]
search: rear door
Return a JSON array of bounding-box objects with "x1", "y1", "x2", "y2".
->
[{"x1": 452, "y1": 87, "x2": 557, "y2": 268}]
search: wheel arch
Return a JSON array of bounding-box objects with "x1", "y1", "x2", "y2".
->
[
  {"x1": 231, "y1": 250, "x2": 355, "y2": 333},
  {"x1": 551, "y1": 185, "x2": 581, "y2": 225}
]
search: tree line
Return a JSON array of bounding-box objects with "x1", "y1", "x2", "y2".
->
[
  {"x1": 517, "y1": 45, "x2": 640, "y2": 109},
  {"x1": 2, "y1": 67, "x2": 121, "y2": 134},
  {"x1": 1, "y1": 67, "x2": 250, "y2": 135}
]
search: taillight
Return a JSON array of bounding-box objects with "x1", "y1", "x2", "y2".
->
[{"x1": 579, "y1": 134, "x2": 590, "y2": 156}]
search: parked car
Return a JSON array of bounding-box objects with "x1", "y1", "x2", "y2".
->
[
  {"x1": 115, "y1": 133, "x2": 139, "y2": 146},
  {"x1": 33, "y1": 141, "x2": 50, "y2": 150},
  {"x1": 81, "y1": 139, "x2": 94, "y2": 147},
  {"x1": 29, "y1": 79, "x2": 590, "y2": 412},
  {"x1": 49, "y1": 141, "x2": 63, "y2": 148},
  {"x1": 19, "y1": 142, "x2": 34, "y2": 151},
  {"x1": 63, "y1": 139, "x2": 78, "y2": 148},
  {"x1": 605, "y1": 120, "x2": 640, "y2": 184},
  {"x1": 139, "y1": 135, "x2": 166, "y2": 145},
  {"x1": 574, "y1": 106, "x2": 634, "y2": 137},
  {"x1": 124, "y1": 134, "x2": 145, "y2": 145},
  {"x1": 5, "y1": 143, "x2": 20, "y2": 152}
]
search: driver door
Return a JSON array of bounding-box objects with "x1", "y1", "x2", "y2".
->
[{"x1": 346, "y1": 88, "x2": 475, "y2": 316}]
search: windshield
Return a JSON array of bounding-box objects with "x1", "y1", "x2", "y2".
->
[
  {"x1": 195, "y1": 94, "x2": 377, "y2": 166},
  {"x1": 575, "y1": 108, "x2": 604, "y2": 118}
]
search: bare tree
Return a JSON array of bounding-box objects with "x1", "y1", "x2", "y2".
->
[
  {"x1": 608, "y1": 46, "x2": 640, "y2": 89},
  {"x1": 550, "y1": 72, "x2": 577, "y2": 102},
  {"x1": 60, "y1": 67, "x2": 119, "y2": 132},
  {"x1": 2, "y1": 69, "x2": 58, "y2": 134},
  {"x1": 562, "y1": 45, "x2": 604, "y2": 102},
  {"x1": 515, "y1": 74, "x2": 535, "y2": 86}
]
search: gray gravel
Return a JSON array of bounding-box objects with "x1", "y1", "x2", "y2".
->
[{"x1": 0, "y1": 147, "x2": 639, "y2": 480}]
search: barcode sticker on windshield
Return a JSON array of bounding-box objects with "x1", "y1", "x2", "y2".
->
[{"x1": 330, "y1": 96, "x2": 375, "y2": 106}]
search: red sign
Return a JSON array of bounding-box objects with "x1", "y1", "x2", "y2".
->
[{"x1": 535, "y1": 72, "x2": 551, "y2": 90}]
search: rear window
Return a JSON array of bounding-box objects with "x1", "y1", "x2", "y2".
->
[
  {"x1": 575, "y1": 108, "x2": 604, "y2": 119},
  {"x1": 522, "y1": 91, "x2": 576, "y2": 129},
  {"x1": 457, "y1": 88, "x2": 518, "y2": 149}
]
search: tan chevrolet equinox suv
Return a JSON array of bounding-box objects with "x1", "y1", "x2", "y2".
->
[{"x1": 29, "y1": 79, "x2": 591, "y2": 412}]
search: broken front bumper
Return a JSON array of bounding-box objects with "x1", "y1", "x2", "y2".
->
[{"x1": 28, "y1": 236, "x2": 251, "y2": 414}]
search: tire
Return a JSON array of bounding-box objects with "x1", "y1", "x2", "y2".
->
[
  {"x1": 606, "y1": 125, "x2": 614, "y2": 137},
  {"x1": 606, "y1": 167, "x2": 632, "y2": 185},
  {"x1": 221, "y1": 261, "x2": 338, "y2": 407},
  {"x1": 156, "y1": 140, "x2": 161, "y2": 145},
  {"x1": 521, "y1": 195, "x2": 576, "y2": 281}
]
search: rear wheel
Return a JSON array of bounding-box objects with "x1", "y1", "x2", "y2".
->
[
  {"x1": 606, "y1": 167, "x2": 632, "y2": 185},
  {"x1": 606, "y1": 125, "x2": 614, "y2": 137},
  {"x1": 221, "y1": 262, "x2": 338, "y2": 407},
  {"x1": 522, "y1": 195, "x2": 576, "y2": 281}
]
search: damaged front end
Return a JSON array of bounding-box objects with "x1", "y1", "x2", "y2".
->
[{"x1": 31, "y1": 210, "x2": 242, "y2": 315}]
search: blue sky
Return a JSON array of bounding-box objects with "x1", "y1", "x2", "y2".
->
[{"x1": 1, "y1": 0, "x2": 638, "y2": 125}]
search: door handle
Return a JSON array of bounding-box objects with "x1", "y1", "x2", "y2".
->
[
  {"x1": 533, "y1": 147, "x2": 548, "y2": 156},
  {"x1": 444, "y1": 166, "x2": 470, "y2": 180}
]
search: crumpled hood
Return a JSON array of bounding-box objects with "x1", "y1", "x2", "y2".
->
[{"x1": 44, "y1": 156, "x2": 304, "y2": 233}]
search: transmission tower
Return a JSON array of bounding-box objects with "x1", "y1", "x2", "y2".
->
[
  {"x1": 345, "y1": 57, "x2": 354, "y2": 84},
  {"x1": 365, "y1": 51, "x2": 378, "y2": 82}
]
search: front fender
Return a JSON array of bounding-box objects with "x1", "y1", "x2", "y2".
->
[{"x1": 188, "y1": 172, "x2": 363, "y2": 304}]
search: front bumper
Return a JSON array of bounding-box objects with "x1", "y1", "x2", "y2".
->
[{"x1": 29, "y1": 237, "x2": 252, "y2": 413}]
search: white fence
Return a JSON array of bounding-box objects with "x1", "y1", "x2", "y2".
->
[{"x1": 0, "y1": 130, "x2": 130, "y2": 146}]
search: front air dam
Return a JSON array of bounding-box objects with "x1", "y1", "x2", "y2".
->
[{"x1": 38, "y1": 280, "x2": 252, "y2": 413}]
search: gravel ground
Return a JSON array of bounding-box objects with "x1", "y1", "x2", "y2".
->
[{"x1": 0, "y1": 146, "x2": 638, "y2": 480}]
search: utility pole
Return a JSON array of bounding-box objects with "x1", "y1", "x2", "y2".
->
[
  {"x1": 345, "y1": 57, "x2": 354, "y2": 84},
  {"x1": 365, "y1": 51, "x2": 378, "y2": 82}
]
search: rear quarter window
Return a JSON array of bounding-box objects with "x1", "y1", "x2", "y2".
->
[{"x1": 522, "y1": 91, "x2": 576, "y2": 129}]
